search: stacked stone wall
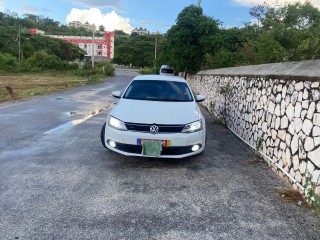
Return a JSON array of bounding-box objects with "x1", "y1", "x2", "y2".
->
[{"x1": 187, "y1": 67, "x2": 320, "y2": 194}]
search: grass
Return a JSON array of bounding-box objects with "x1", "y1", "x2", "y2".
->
[
  {"x1": 139, "y1": 67, "x2": 156, "y2": 75},
  {"x1": 0, "y1": 73, "x2": 103, "y2": 103}
]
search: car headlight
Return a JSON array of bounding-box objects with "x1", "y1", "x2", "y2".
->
[
  {"x1": 108, "y1": 116, "x2": 127, "y2": 131},
  {"x1": 182, "y1": 120, "x2": 202, "y2": 133}
]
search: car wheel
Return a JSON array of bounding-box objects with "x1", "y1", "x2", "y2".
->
[{"x1": 101, "y1": 122, "x2": 108, "y2": 149}]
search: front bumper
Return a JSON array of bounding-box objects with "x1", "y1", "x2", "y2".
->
[{"x1": 104, "y1": 124, "x2": 206, "y2": 158}]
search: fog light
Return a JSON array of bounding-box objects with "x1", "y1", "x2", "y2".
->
[
  {"x1": 108, "y1": 140, "x2": 116, "y2": 148},
  {"x1": 191, "y1": 144, "x2": 200, "y2": 152}
]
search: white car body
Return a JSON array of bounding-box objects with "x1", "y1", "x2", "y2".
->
[{"x1": 101, "y1": 75, "x2": 206, "y2": 158}]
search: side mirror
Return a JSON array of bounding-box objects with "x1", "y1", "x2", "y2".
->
[
  {"x1": 112, "y1": 91, "x2": 122, "y2": 98},
  {"x1": 196, "y1": 95, "x2": 206, "y2": 102}
]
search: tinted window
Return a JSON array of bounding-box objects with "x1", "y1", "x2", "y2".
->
[
  {"x1": 161, "y1": 68, "x2": 174, "y2": 74},
  {"x1": 123, "y1": 80, "x2": 193, "y2": 102}
]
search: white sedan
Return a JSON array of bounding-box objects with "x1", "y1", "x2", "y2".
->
[{"x1": 101, "y1": 75, "x2": 206, "y2": 158}]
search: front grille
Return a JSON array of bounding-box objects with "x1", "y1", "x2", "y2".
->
[
  {"x1": 125, "y1": 122, "x2": 185, "y2": 133},
  {"x1": 115, "y1": 142, "x2": 198, "y2": 156}
]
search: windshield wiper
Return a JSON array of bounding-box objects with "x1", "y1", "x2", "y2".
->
[
  {"x1": 145, "y1": 97, "x2": 159, "y2": 101},
  {"x1": 157, "y1": 98, "x2": 186, "y2": 102}
]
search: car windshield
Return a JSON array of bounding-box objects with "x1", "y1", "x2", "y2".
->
[{"x1": 123, "y1": 80, "x2": 194, "y2": 102}]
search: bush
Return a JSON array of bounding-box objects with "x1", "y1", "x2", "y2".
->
[
  {"x1": 73, "y1": 62, "x2": 115, "y2": 77},
  {"x1": 139, "y1": 67, "x2": 156, "y2": 75},
  {"x1": 0, "y1": 53, "x2": 19, "y2": 72},
  {"x1": 25, "y1": 50, "x2": 78, "y2": 71}
]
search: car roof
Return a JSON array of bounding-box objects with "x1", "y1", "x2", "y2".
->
[{"x1": 133, "y1": 75, "x2": 186, "y2": 83}]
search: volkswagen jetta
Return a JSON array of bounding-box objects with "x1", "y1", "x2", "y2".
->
[{"x1": 101, "y1": 75, "x2": 206, "y2": 158}]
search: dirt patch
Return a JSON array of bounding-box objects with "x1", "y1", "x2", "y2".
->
[
  {"x1": 212, "y1": 118, "x2": 224, "y2": 125},
  {"x1": 274, "y1": 188, "x2": 306, "y2": 206},
  {"x1": 0, "y1": 73, "x2": 93, "y2": 103},
  {"x1": 246, "y1": 159, "x2": 263, "y2": 165}
]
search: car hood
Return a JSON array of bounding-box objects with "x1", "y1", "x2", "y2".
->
[{"x1": 112, "y1": 99, "x2": 201, "y2": 124}]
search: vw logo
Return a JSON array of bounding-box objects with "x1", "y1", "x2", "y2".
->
[{"x1": 150, "y1": 125, "x2": 159, "y2": 134}]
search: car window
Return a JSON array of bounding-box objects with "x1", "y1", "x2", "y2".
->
[
  {"x1": 160, "y1": 68, "x2": 174, "y2": 74},
  {"x1": 123, "y1": 80, "x2": 193, "y2": 102}
]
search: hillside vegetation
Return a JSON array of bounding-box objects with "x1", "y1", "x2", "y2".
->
[
  {"x1": 0, "y1": 12, "x2": 111, "y2": 73},
  {"x1": 1, "y1": 1, "x2": 319, "y2": 75},
  {"x1": 112, "y1": 2, "x2": 320, "y2": 73},
  {"x1": 0, "y1": 13, "x2": 114, "y2": 102}
]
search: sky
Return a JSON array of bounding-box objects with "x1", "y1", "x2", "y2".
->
[{"x1": 1, "y1": 0, "x2": 320, "y2": 34}]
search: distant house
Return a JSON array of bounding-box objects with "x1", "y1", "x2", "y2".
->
[
  {"x1": 82, "y1": 21, "x2": 94, "y2": 31},
  {"x1": 69, "y1": 20, "x2": 94, "y2": 31},
  {"x1": 151, "y1": 31, "x2": 161, "y2": 35},
  {"x1": 68, "y1": 21, "x2": 82, "y2": 28},
  {"x1": 131, "y1": 27, "x2": 149, "y2": 35}
]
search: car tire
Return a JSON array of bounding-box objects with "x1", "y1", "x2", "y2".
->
[{"x1": 101, "y1": 123, "x2": 108, "y2": 149}]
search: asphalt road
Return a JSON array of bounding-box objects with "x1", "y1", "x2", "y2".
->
[{"x1": 0, "y1": 69, "x2": 319, "y2": 240}]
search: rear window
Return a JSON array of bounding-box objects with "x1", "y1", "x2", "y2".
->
[
  {"x1": 160, "y1": 68, "x2": 174, "y2": 74},
  {"x1": 123, "y1": 80, "x2": 193, "y2": 102}
]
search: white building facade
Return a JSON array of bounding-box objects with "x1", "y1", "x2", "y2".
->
[{"x1": 47, "y1": 32, "x2": 115, "y2": 59}]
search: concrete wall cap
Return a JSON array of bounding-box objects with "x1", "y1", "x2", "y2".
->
[{"x1": 197, "y1": 60, "x2": 320, "y2": 80}]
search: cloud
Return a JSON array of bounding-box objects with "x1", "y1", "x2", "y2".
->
[
  {"x1": 67, "y1": 0, "x2": 124, "y2": 12},
  {"x1": 66, "y1": 8, "x2": 133, "y2": 33},
  {"x1": 232, "y1": 0, "x2": 320, "y2": 8},
  {"x1": 0, "y1": 0, "x2": 4, "y2": 11},
  {"x1": 19, "y1": 5, "x2": 51, "y2": 14},
  {"x1": 136, "y1": 20, "x2": 171, "y2": 28}
]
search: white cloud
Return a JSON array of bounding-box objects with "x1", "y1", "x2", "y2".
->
[
  {"x1": 67, "y1": 0, "x2": 124, "y2": 12},
  {"x1": 232, "y1": 0, "x2": 320, "y2": 8},
  {"x1": 66, "y1": 8, "x2": 133, "y2": 33},
  {"x1": 19, "y1": 5, "x2": 51, "y2": 14}
]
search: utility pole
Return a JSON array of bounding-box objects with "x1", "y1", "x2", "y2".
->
[
  {"x1": 18, "y1": 24, "x2": 21, "y2": 66},
  {"x1": 154, "y1": 37, "x2": 157, "y2": 73},
  {"x1": 92, "y1": 24, "x2": 95, "y2": 68},
  {"x1": 154, "y1": 37, "x2": 157, "y2": 59},
  {"x1": 198, "y1": 0, "x2": 201, "y2": 7}
]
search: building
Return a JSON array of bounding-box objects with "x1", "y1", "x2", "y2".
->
[
  {"x1": 151, "y1": 31, "x2": 161, "y2": 35},
  {"x1": 68, "y1": 21, "x2": 82, "y2": 28},
  {"x1": 47, "y1": 32, "x2": 115, "y2": 59},
  {"x1": 30, "y1": 29, "x2": 45, "y2": 35},
  {"x1": 69, "y1": 20, "x2": 94, "y2": 31},
  {"x1": 82, "y1": 21, "x2": 94, "y2": 31},
  {"x1": 131, "y1": 27, "x2": 149, "y2": 35}
]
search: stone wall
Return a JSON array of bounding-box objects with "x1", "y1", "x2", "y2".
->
[{"x1": 187, "y1": 60, "x2": 320, "y2": 194}]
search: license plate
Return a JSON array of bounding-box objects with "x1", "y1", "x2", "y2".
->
[{"x1": 137, "y1": 139, "x2": 170, "y2": 147}]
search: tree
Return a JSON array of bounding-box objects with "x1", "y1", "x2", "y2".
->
[
  {"x1": 114, "y1": 29, "x2": 128, "y2": 36},
  {"x1": 99, "y1": 25, "x2": 105, "y2": 32},
  {"x1": 249, "y1": 4, "x2": 267, "y2": 27},
  {"x1": 165, "y1": 5, "x2": 220, "y2": 73},
  {"x1": 112, "y1": 34, "x2": 161, "y2": 68}
]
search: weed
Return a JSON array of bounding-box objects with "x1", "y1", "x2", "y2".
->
[
  {"x1": 212, "y1": 118, "x2": 223, "y2": 125},
  {"x1": 304, "y1": 172, "x2": 320, "y2": 213},
  {"x1": 218, "y1": 83, "x2": 232, "y2": 121},
  {"x1": 219, "y1": 84, "x2": 232, "y2": 95},
  {"x1": 256, "y1": 133, "x2": 265, "y2": 151}
]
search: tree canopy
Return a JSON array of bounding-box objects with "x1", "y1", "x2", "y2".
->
[
  {"x1": 165, "y1": 5, "x2": 220, "y2": 73},
  {"x1": 2, "y1": 2, "x2": 320, "y2": 74},
  {"x1": 112, "y1": 2, "x2": 320, "y2": 72}
]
